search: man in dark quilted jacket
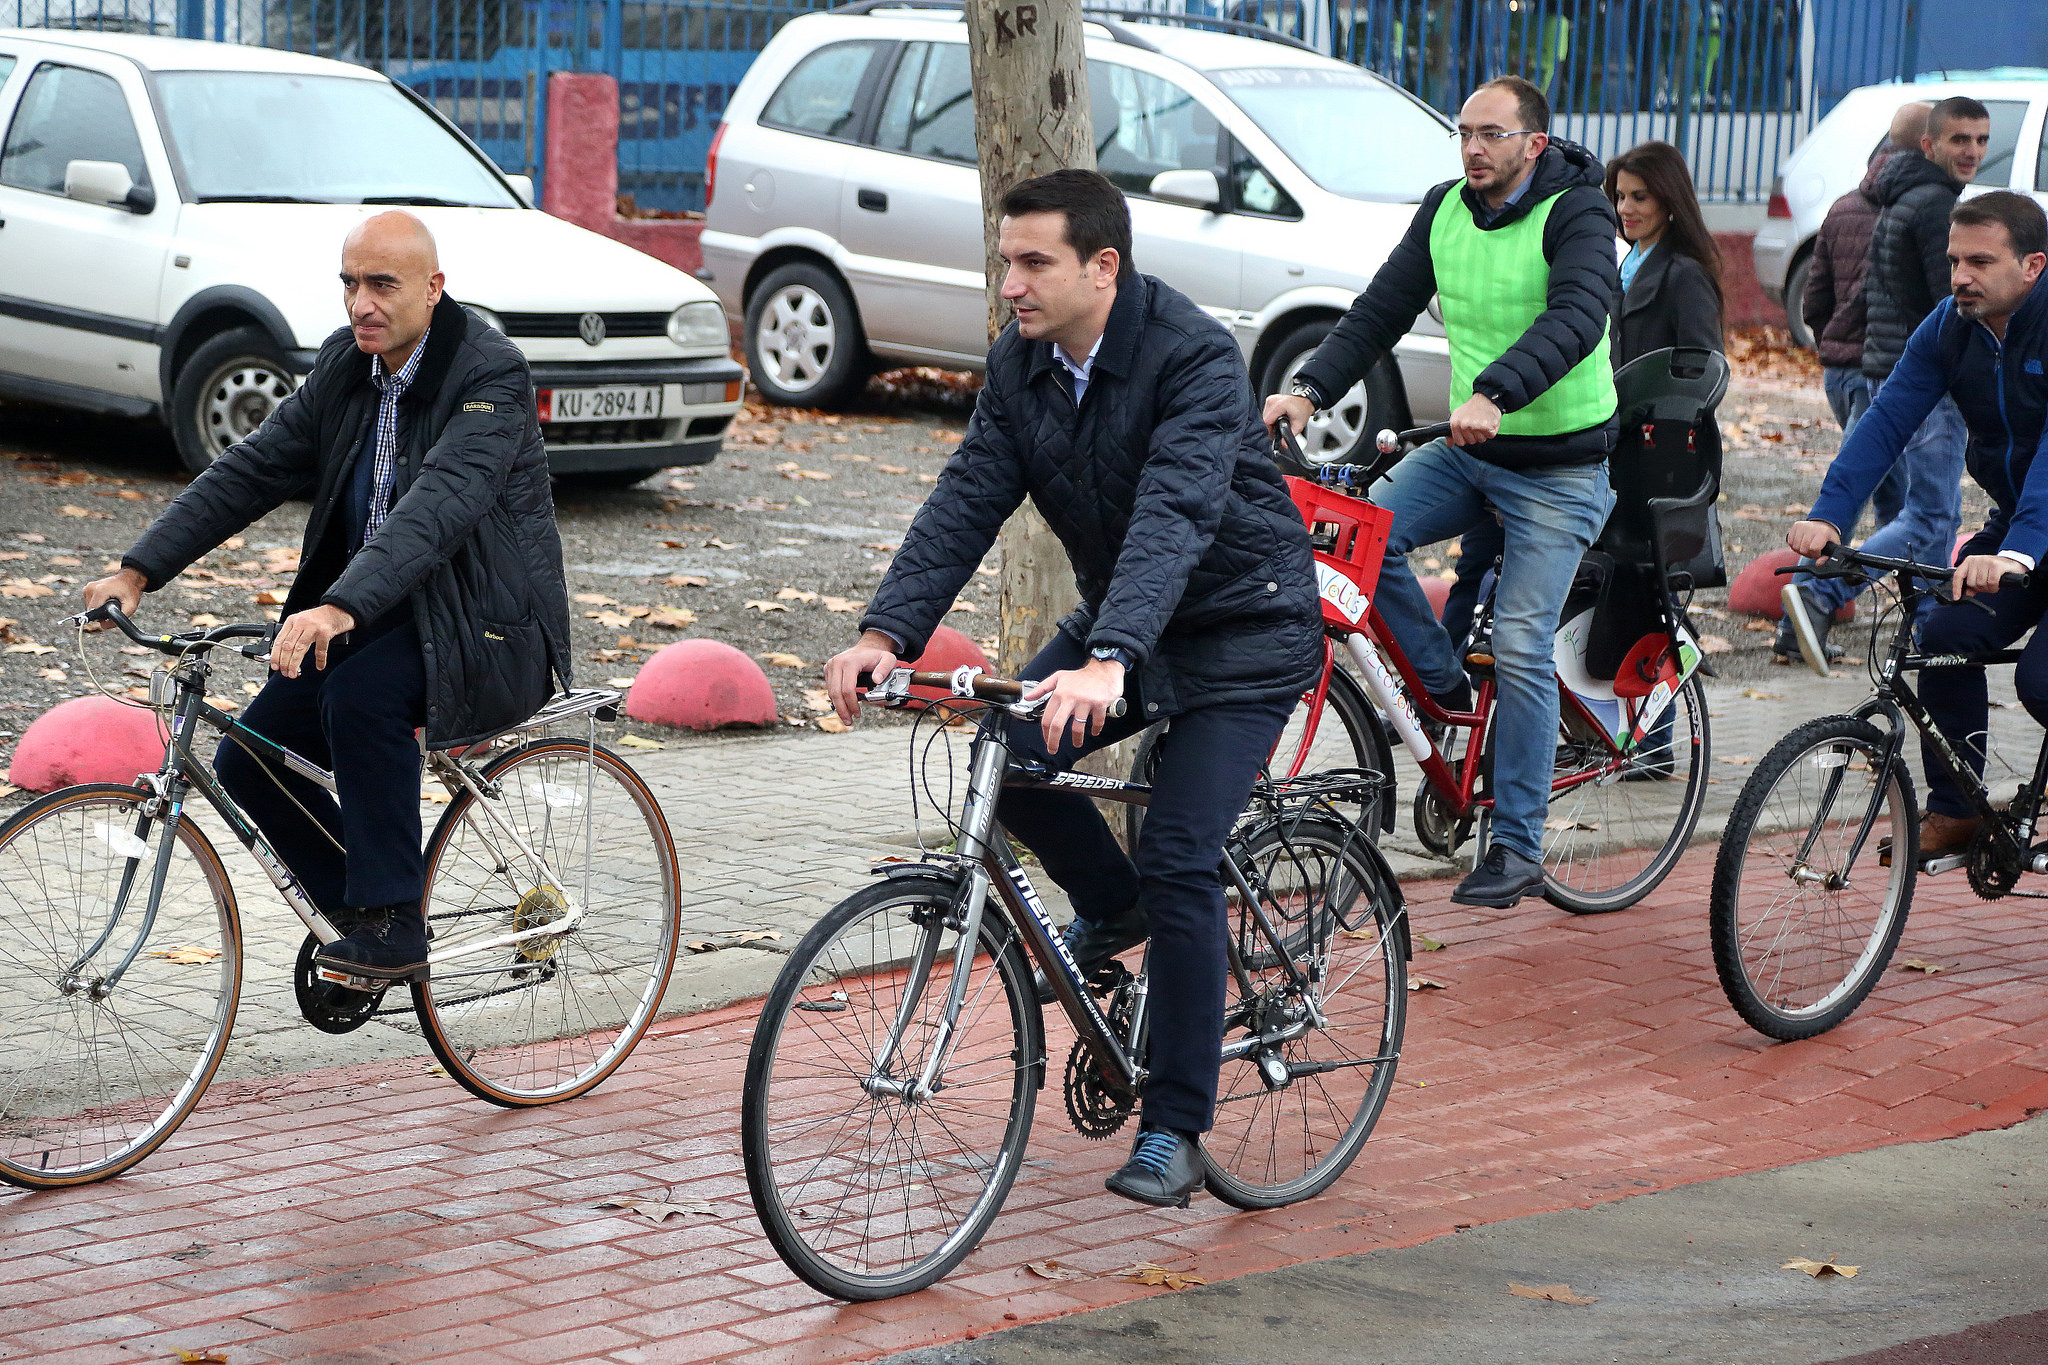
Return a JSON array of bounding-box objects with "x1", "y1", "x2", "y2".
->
[{"x1": 826, "y1": 169, "x2": 1322, "y2": 1210}]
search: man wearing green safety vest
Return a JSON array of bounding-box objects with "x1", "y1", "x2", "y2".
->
[{"x1": 1265, "y1": 74, "x2": 1619, "y2": 909}]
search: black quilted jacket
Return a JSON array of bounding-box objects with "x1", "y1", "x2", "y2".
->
[
  {"x1": 862, "y1": 274, "x2": 1322, "y2": 719},
  {"x1": 1862, "y1": 149, "x2": 1962, "y2": 381},
  {"x1": 123, "y1": 295, "x2": 572, "y2": 748}
]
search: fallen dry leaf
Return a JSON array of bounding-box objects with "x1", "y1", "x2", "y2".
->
[
  {"x1": 36, "y1": 667, "x2": 65, "y2": 681},
  {"x1": 47, "y1": 554, "x2": 81, "y2": 566},
  {"x1": 1414, "y1": 933, "x2": 1447, "y2": 952},
  {"x1": 420, "y1": 790, "x2": 452, "y2": 805},
  {"x1": 816, "y1": 715, "x2": 850, "y2": 733},
  {"x1": 1698, "y1": 635, "x2": 1734, "y2": 654},
  {"x1": 573, "y1": 592, "x2": 617, "y2": 606},
  {"x1": 0, "y1": 579, "x2": 52, "y2": 598},
  {"x1": 588, "y1": 610, "x2": 635, "y2": 629},
  {"x1": 704, "y1": 537, "x2": 737, "y2": 550},
  {"x1": 684, "y1": 939, "x2": 718, "y2": 953},
  {"x1": 802, "y1": 687, "x2": 834, "y2": 714},
  {"x1": 594, "y1": 1197, "x2": 718, "y2": 1225},
  {"x1": 726, "y1": 930, "x2": 783, "y2": 944},
  {"x1": 606, "y1": 677, "x2": 637, "y2": 688},
  {"x1": 148, "y1": 946, "x2": 222, "y2": 965},
  {"x1": 775, "y1": 586, "x2": 819, "y2": 602},
  {"x1": 1783, "y1": 1258, "x2": 1858, "y2": 1278},
  {"x1": 644, "y1": 606, "x2": 696, "y2": 629},
  {"x1": 761, "y1": 652, "x2": 808, "y2": 668},
  {"x1": 1543, "y1": 817, "x2": 1598, "y2": 832},
  {"x1": 743, "y1": 600, "x2": 790, "y2": 613},
  {"x1": 176, "y1": 1350, "x2": 230, "y2": 1364},
  {"x1": 1408, "y1": 976, "x2": 1448, "y2": 991},
  {"x1": 820, "y1": 595, "x2": 864, "y2": 613},
  {"x1": 1716, "y1": 755, "x2": 1756, "y2": 766},
  {"x1": 1897, "y1": 959, "x2": 1949, "y2": 974},
  {"x1": 1509, "y1": 1282, "x2": 1598, "y2": 1305},
  {"x1": 5, "y1": 641, "x2": 54, "y2": 654},
  {"x1": 666, "y1": 574, "x2": 709, "y2": 587},
  {"x1": 616, "y1": 734, "x2": 666, "y2": 750},
  {"x1": 1739, "y1": 687, "x2": 1783, "y2": 700},
  {"x1": 1024, "y1": 1259, "x2": 1090, "y2": 1282},
  {"x1": 1121, "y1": 1262, "x2": 1206, "y2": 1291},
  {"x1": 189, "y1": 613, "x2": 224, "y2": 628}
]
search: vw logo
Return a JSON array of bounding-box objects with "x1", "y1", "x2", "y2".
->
[{"x1": 578, "y1": 312, "x2": 606, "y2": 347}]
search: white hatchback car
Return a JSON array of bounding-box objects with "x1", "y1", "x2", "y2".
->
[
  {"x1": 701, "y1": 4, "x2": 1461, "y2": 462},
  {"x1": 0, "y1": 28, "x2": 743, "y2": 481}
]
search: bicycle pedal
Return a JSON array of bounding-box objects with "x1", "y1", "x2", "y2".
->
[{"x1": 315, "y1": 967, "x2": 385, "y2": 994}]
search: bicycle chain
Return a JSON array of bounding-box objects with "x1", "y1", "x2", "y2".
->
[{"x1": 1063, "y1": 969, "x2": 1138, "y2": 1140}]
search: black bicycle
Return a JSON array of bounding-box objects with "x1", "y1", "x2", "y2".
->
[
  {"x1": 741, "y1": 666, "x2": 1409, "y2": 1300},
  {"x1": 1710, "y1": 542, "x2": 2030, "y2": 1040}
]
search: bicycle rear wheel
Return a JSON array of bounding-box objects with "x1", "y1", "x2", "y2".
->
[
  {"x1": 1711, "y1": 716, "x2": 1916, "y2": 1040},
  {"x1": 1203, "y1": 817, "x2": 1407, "y2": 1209},
  {"x1": 1543, "y1": 675, "x2": 1711, "y2": 913},
  {"x1": 743, "y1": 875, "x2": 1041, "y2": 1301},
  {"x1": 0, "y1": 784, "x2": 240, "y2": 1188},
  {"x1": 412, "y1": 739, "x2": 681, "y2": 1106}
]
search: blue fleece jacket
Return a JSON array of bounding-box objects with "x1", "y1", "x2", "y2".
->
[{"x1": 1810, "y1": 273, "x2": 2048, "y2": 565}]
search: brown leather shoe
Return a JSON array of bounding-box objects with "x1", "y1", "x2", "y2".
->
[{"x1": 1880, "y1": 811, "x2": 1983, "y2": 867}]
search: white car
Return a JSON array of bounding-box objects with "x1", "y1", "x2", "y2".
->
[
  {"x1": 0, "y1": 28, "x2": 743, "y2": 481},
  {"x1": 1753, "y1": 76, "x2": 2048, "y2": 351},
  {"x1": 701, "y1": 4, "x2": 1462, "y2": 463}
]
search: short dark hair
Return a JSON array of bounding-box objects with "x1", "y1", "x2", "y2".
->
[
  {"x1": 1951, "y1": 190, "x2": 2048, "y2": 260},
  {"x1": 1474, "y1": 74, "x2": 1550, "y2": 134},
  {"x1": 1927, "y1": 94, "x2": 1991, "y2": 139},
  {"x1": 999, "y1": 169, "x2": 1133, "y2": 279}
]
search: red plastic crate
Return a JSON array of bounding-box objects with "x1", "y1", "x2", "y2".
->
[{"x1": 1287, "y1": 475, "x2": 1395, "y2": 630}]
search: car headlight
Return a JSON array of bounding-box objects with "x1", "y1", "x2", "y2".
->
[
  {"x1": 467, "y1": 305, "x2": 506, "y2": 334},
  {"x1": 668, "y1": 301, "x2": 728, "y2": 348}
]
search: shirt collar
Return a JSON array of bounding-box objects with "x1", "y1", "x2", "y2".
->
[
  {"x1": 369, "y1": 327, "x2": 431, "y2": 392},
  {"x1": 1054, "y1": 333, "x2": 1103, "y2": 379}
]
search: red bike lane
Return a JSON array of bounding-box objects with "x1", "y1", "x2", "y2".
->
[{"x1": 4, "y1": 845, "x2": 2047, "y2": 1365}]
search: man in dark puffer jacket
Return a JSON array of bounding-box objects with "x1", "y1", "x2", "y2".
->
[
  {"x1": 84, "y1": 212, "x2": 571, "y2": 984},
  {"x1": 827, "y1": 170, "x2": 1321, "y2": 1210},
  {"x1": 1781, "y1": 96, "x2": 1989, "y2": 670}
]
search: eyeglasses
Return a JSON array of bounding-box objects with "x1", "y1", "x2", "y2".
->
[{"x1": 1452, "y1": 128, "x2": 1538, "y2": 144}]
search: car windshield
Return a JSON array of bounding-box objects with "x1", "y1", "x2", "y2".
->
[
  {"x1": 1210, "y1": 66, "x2": 1459, "y2": 202},
  {"x1": 156, "y1": 72, "x2": 518, "y2": 207}
]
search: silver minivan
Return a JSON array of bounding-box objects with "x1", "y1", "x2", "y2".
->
[{"x1": 700, "y1": 4, "x2": 1460, "y2": 461}]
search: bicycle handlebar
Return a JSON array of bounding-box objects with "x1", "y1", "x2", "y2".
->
[
  {"x1": 860, "y1": 666, "x2": 1128, "y2": 719},
  {"x1": 63, "y1": 600, "x2": 276, "y2": 658},
  {"x1": 1784, "y1": 541, "x2": 2030, "y2": 596}
]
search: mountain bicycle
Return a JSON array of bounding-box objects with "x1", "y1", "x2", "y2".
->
[
  {"x1": 0, "y1": 601, "x2": 682, "y2": 1189},
  {"x1": 1711, "y1": 542, "x2": 2031, "y2": 1040},
  {"x1": 741, "y1": 665, "x2": 1408, "y2": 1301}
]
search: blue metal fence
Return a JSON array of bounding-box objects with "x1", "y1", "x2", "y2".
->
[{"x1": 0, "y1": 0, "x2": 1939, "y2": 209}]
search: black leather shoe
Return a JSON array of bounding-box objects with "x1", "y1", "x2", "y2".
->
[
  {"x1": 313, "y1": 903, "x2": 430, "y2": 982},
  {"x1": 1105, "y1": 1126, "x2": 1203, "y2": 1208},
  {"x1": 1451, "y1": 844, "x2": 1545, "y2": 908},
  {"x1": 1034, "y1": 903, "x2": 1147, "y2": 1003}
]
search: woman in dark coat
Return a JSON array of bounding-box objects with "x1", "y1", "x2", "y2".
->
[{"x1": 1605, "y1": 140, "x2": 1725, "y2": 363}]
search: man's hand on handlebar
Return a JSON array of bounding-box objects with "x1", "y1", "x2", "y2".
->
[
  {"x1": 271, "y1": 604, "x2": 355, "y2": 679},
  {"x1": 825, "y1": 630, "x2": 901, "y2": 726},
  {"x1": 1955, "y1": 553, "x2": 2030, "y2": 600},
  {"x1": 81, "y1": 566, "x2": 146, "y2": 624},
  {"x1": 1263, "y1": 392, "x2": 1312, "y2": 439},
  {"x1": 1447, "y1": 393, "x2": 1502, "y2": 447},
  {"x1": 1786, "y1": 519, "x2": 1841, "y2": 559},
  {"x1": 1023, "y1": 658, "x2": 1125, "y2": 755}
]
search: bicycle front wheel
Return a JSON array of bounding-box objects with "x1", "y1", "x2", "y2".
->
[
  {"x1": 743, "y1": 875, "x2": 1042, "y2": 1301},
  {"x1": 0, "y1": 784, "x2": 240, "y2": 1188},
  {"x1": 1543, "y1": 675, "x2": 1711, "y2": 913},
  {"x1": 1711, "y1": 716, "x2": 1916, "y2": 1040},
  {"x1": 413, "y1": 739, "x2": 681, "y2": 1106},
  {"x1": 1204, "y1": 817, "x2": 1407, "y2": 1209}
]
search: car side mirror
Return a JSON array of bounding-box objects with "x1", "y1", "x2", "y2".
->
[
  {"x1": 65, "y1": 159, "x2": 152, "y2": 213},
  {"x1": 1149, "y1": 169, "x2": 1222, "y2": 211},
  {"x1": 504, "y1": 173, "x2": 534, "y2": 207}
]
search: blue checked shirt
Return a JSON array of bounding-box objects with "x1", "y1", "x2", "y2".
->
[{"x1": 363, "y1": 327, "x2": 429, "y2": 543}]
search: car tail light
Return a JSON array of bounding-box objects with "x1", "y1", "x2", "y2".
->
[
  {"x1": 705, "y1": 123, "x2": 727, "y2": 209},
  {"x1": 1767, "y1": 176, "x2": 1791, "y2": 219}
]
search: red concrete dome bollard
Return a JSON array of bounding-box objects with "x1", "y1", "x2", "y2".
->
[
  {"x1": 907, "y1": 625, "x2": 994, "y2": 703},
  {"x1": 624, "y1": 638, "x2": 779, "y2": 731},
  {"x1": 9, "y1": 695, "x2": 168, "y2": 793},
  {"x1": 1729, "y1": 547, "x2": 1854, "y2": 622}
]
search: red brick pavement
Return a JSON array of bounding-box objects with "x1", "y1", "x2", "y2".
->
[{"x1": 6, "y1": 847, "x2": 2048, "y2": 1365}]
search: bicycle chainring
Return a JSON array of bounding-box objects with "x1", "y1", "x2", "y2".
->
[
  {"x1": 293, "y1": 931, "x2": 390, "y2": 1034},
  {"x1": 1413, "y1": 785, "x2": 1471, "y2": 858},
  {"x1": 1967, "y1": 827, "x2": 2022, "y2": 900},
  {"x1": 1063, "y1": 972, "x2": 1138, "y2": 1140}
]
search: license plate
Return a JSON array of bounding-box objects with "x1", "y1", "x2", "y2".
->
[{"x1": 538, "y1": 386, "x2": 663, "y2": 422}]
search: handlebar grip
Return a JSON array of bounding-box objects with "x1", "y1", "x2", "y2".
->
[{"x1": 2001, "y1": 571, "x2": 2031, "y2": 592}]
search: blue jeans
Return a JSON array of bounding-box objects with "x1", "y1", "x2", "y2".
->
[
  {"x1": 1805, "y1": 383, "x2": 1966, "y2": 618},
  {"x1": 1823, "y1": 366, "x2": 1906, "y2": 528},
  {"x1": 1370, "y1": 441, "x2": 1614, "y2": 860}
]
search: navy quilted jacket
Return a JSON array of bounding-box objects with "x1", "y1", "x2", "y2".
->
[
  {"x1": 123, "y1": 295, "x2": 572, "y2": 748},
  {"x1": 862, "y1": 274, "x2": 1322, "y2": 718}
]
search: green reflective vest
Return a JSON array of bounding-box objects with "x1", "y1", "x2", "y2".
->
[{"x1": 1430, "y1": 188, "x2": 1615, "y2": 438}]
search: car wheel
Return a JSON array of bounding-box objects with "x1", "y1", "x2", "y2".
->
[
  {"x1": 1261, "y1": 319, "x2": 1403, "y2": 465},
  {"x1": 171, "y1": 326, "x2": 297, "y2": 475},
  {"x1": 1783, "y1": 253, "x2": 1815, "y2": 352},
  {"x1": 744, "y1": 262, "x2": 869, "y2": 410}
]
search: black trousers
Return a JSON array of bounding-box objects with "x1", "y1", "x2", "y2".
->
[
  {"x1": 1916, "y1": 540, "x2": 2048, "y2": 818},
  {"x1": 995, "y1": 632, "x2": 1293, "y2": 1135},
  {"x1": 214, "y1": 615, "x2": 429, "y2": 914}
]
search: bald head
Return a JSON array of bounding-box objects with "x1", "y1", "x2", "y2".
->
[
  {"x1": 1891, "y1": 100, "x2": 1933, "y2": 152},
  {"x1": 340, "y1": 210, "x2": 444, "y2": 368}
]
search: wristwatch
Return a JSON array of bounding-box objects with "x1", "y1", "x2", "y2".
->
[
  {"x1": 1089, "y1": 645, "x2": 1135, "y2": 669},
  {"x1": 1288, "y1": 380, "x2": 1323, "y2": 410}
]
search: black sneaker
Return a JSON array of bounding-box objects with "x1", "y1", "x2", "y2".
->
[
  {"x1": 1034, "y1": 903, "x2": 1148, "y2": 1003},
  {"x1": 1105, "y1": 1125, "x2": 1203, "y2": 1208},
  {"x1": 1779, "y1": 583, "x2": 1842, "y2": 677},
  {"x1": 1451, "y1": 843, "x2": 1544, "y2": 909},
  {"x1": 312, "y1": 902, "x2": 430, "y2": 982}
]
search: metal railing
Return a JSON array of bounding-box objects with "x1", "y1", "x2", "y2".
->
[{"x1": 0, "y1": 0, "x2": 1934, "y2": 207}]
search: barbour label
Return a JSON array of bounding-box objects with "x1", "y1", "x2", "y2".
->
[
  {"x1": 463, "y1": 401, "x2": 495, "y2": 413},
  {"x1": 484, "y1": 630, "x2": 505, "y2": 641}
]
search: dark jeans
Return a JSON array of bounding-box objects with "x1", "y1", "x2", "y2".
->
[
  {"x1": 1916, "y1": 556, "x2": 2048, "y2": 818},
  {"x1": 215, "y1": 613, "x2": 429, "y2": 913},
  {"x1": 1440, "y1": 517, "x2": 1502, "y2": 657},
  {"x1": 994, "y1": 631, "x2": 1293, "y2": 1135}
]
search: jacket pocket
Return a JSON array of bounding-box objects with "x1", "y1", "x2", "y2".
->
[{"x1": 472, "y1": 614, "x2": 551, "y2": 736}]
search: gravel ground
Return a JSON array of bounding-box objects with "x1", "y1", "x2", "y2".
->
[{"x1": 0, "y1": 332, "x2": 1992, "y2": 777}]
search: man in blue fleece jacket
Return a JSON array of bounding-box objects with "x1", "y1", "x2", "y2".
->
[{"x1": 1787, "y1": 191, "x2": 2048, "y2": 858}]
